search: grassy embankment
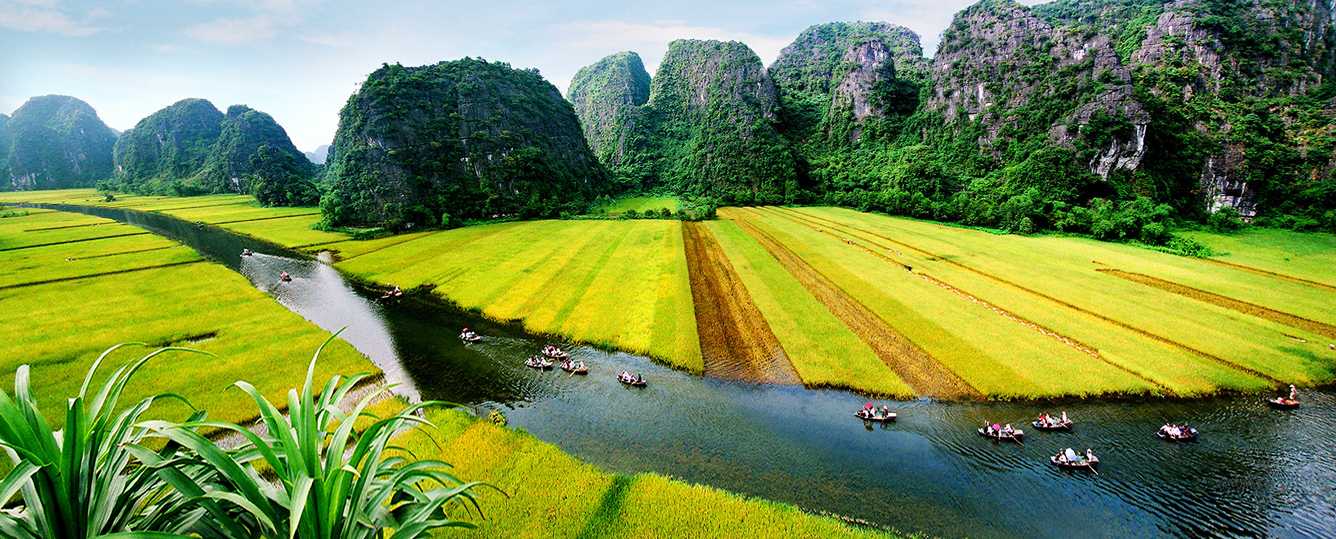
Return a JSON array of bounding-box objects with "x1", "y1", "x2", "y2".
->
[
  {"x1": 0, "y1": 205, "x2": 896, "y2": 537},
  {"x1": 719, "y1": 207, "x2": 1335, "y2": 399}
]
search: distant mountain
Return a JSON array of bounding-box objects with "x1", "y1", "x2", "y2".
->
[
  {"x1": 304, "y1": 144, "x2": 329, "y2": 164},
  {"x1": 322, "y1": 58, "x2": 609, "y2": 229},
  {"x1": 111, "y1": 98, "x2": 316, "y2": 204},
  {"x1": 1, "y1": 95, "x2": 117, "y2": 190},
  {"x1": 571, "y1": 40, "x2": 798, "y2": 203}
]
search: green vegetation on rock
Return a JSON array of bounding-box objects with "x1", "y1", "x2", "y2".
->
[
  {"x1": 1, "y1": 95, "x2": 117, "y2": 190},
  {"x1": 568, "y1": 51, "x2": 651, "y2": 181},
  {"x1": 110, "y1": 98, "x2": 316, "y2": 204},
  {"x1": 321, "y1": 58, "x2": 609, "y2": 229}
]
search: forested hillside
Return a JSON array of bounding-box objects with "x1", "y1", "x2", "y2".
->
[
  {"x1": 321, "y1": 58, "x2": 609, "y2": 229},
  {"x1": 0, "y1": 95, "x2": 117, "y2": 190},
  {"x1": 570, "y1": 0, "x2": 1336, "y2": 236}
]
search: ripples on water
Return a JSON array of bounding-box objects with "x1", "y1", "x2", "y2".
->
[{"x1": 43, "y1": 203, "x2": 1336, "y2": 539}]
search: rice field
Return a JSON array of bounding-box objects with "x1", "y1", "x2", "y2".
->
[
  {"x1": 5, "y1": 189, "x2": 1332, "y2": 400},
  {"x1": 337, "y1": 219, "x2": 703, "y2": 371},
  {"x1": 0, "y1": 208, "x2": 375, "y2": 428},
  {"x1": 385, "y1": 403, "x2": 897, "y2": 538}
]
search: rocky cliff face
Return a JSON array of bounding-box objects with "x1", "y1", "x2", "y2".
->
[
  {"x1": 2, "y1": 95, "x2": 117, "y2": 190},
  {"x1": 770, "y1": 22, "x2": 927, "y2": 147},
  {"x1": 196, "y1": 105, "x2": 313, "y2": 194},
  {"x1": 0, "y1": 114, "x2": 10, "y2": 185},
  {"x1": 650, "y1": 39, "x2": 797, "y2": 202},
  {"x1": 322, "y1": 58, "x2": 608, "y2": 228},
  {"x1": 567, "y1": 51, "x2": 650, "y2": 169},
  {"x1": 304, "y1": 144, "x2": 330, "y2": 165},
  {"x1": 113, "y1": 98, "x2": 225, "y2": 188},
  {"x1": 929, "y1": 0, "x2": 1149, "y2": 180}
]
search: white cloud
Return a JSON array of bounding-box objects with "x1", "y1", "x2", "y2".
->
[
  {"x1": 184, "y1": 15, "x2": 278, "y2": 44},
  {"x1": 859, "y1": 0, "x2": 1049, "y2": 56},
  {"x1": 0, "y1": 1, "x2": 102, "y2": 36},
  {"x1": 560, "y1": 20, "x2": 791, "y2": 65}
]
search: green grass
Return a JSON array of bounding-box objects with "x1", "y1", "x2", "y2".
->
[
  {"x1": 0, "y1": 209, "x2": 375, "y2": 429},
  {"x1": 594, "y1": 195, "x2": 681, "y2": 216},
  {"x1": 1181, "y1": 227, "x2": 1336, "y2": 287},
  {"x1": 706, "y1": 220, "x2": 913, "y2": 397},
  {"x1": 383, "y1": 403, "x2": 897, "y2": 538}
]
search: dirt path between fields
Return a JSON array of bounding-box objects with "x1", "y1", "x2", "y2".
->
[
  {"x1": 683, "y1": 222, "x2": 800, "y2": 385},
  {"x1": 1199, "y1": 258, "x2": 1336, "y2": 293},
  {"x1": 728, "y1": 212, "x2": 980, "y2": 398},
  {"x1": 1099, "y1": 269, "x2": 1336, "y2": 339},
  {"x1": 775, "y1": 207, "x2": 1285, "y2": 385}
]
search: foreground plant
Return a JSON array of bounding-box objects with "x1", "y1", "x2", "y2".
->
[
  {"x1": 0, "y1": 344, "x2": 208, "y2": 538},
  {"x1": 142, "y1": 334, "x2": 485, "y2": 538}
]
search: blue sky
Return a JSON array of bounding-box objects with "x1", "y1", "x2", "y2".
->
[{"x1": 1, "y1": 0, "x2": 1042, "y2": 151}]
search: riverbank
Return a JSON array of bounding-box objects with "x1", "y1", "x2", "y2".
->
[{"x1": 4, "y1": 189, "x2": 1334, "y2": 400}]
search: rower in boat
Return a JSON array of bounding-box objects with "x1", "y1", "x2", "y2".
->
[
  {"x1": 1267, "y1": 384, "x2": 1301, "y2": 409},
  {"x1": 617, "y1": 371, "x2": 646, "y2": 387},
  {"x1": 459, "y1": 328, "x2": 482, "y2": 343},
  {"x1": 854, "y1": 403, "x2": 897, "y2": 422},
  {"x1": 279, "y1": 271, "x2": 292, "y2": 282},
  {"x1": 1156, "y1": 423, "x2": 1198, "y2": 442},
  {"x1": 1051, "y1": 447, "x2": 1099, "y2": 471},
  {"x1": 560, "y1": 359, "x2": 589, "y2": 375},
  {"x1": 979, "y1": 421, "x2": 1024, "y2": 442},
  {"x1": 1033, "y1": 411, "x2": 1073, "y2": 431},
  {"x1": 241, "y1": 248, "x2": 253, "y2": 257}
]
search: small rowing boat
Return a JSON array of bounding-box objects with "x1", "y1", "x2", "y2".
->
[
  {"x1": 978, "y1": 425, "x2": 1024, "y2": 443},
  {"x1": 541, "y1": 346, "x2": 570, "y2": 360},
  {"x1": 617, "y1": 372, "x2": 646, "y2": 387},
  {"x1": 854, "y1": 410, "x2": 897, "y2": 422},
  {"x1": 525, "y1": 356, "x2": 553, "y2": 370},
  {"x1": 1266, "y1": 397, "x2": 1300, "y2": 410},
  {"x1": 1051, "y1": 448, "x2": 1099, "y2": 472},
  {"x1": 1156, "y1": 424, "x2": 1198, "y2": 442},
  {"x1": 1032, "y1": 418, "x2": 1073, "y2": 432},
  {"x1": 279, "y1": 271, "x2": 292, "y2": 282},
  {"x1": 560, "y1": 360, "x2": 589, "y2": 375},
  {"x1": 241, "y1": 248, "x2": 253, "y2": 257}
]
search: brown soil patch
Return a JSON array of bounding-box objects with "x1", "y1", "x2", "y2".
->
[
  {"x1": 773, "y1": 207, "x2": 1283, "y2": 385},
  {"x1": 760, "y1": 207, "x2": 1172, "y2": 393},
  {"x1": 729, "y1": 211, "x2": 979, "y2": 398},
  {"x1": 1098, "y1": 269, "x2": 1336, "y2": 339},
  {"x1": 683, "y1": 222, "x2": 800, "y2": 384},
  {"x1": 1199, "y1": 258, "x2": 1336, "y2": 293}
]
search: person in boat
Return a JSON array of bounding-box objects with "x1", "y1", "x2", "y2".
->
[
  {"x1": 1060, "y1": 411, "x2": 1068, "y2": 424},
  {"x1": 1038, "y1": 412, "x2": 1049, "y2": 426},
  {"x1": 1288, "y1": 384, "x2": 1298, "y2": 401},
  {"x1": 880, "y1": 405, "x2": 892, "y2": 417},
  {"x1": 991, "y1": 423, "x2": 1002, "y2": 436},
  {"x1": 279, "y1": 271, "x2": 291, "y2": 282},
  {"x1": 1085, "y1": 449, "x2": 1095, "y2": 462},
  {"x1": 242, "y1": 248, "x2": 253, "y2": 256}
]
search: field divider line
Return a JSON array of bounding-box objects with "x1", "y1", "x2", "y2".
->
[
  {"x1": 23, "y1": 220, "x2": 119, "y2": 232},
  {"x1": 0, "y1": 232, "x2": 152, "y2": 252},
  {"x1": 1097, "y1": 269, "x2": 1336, "y2": 340},
  {"x1": 148, "y1": 200, "x2": 258, "y2": 213},
  {"x1": 731, "y1": 208, "x2": 980, "y2": 399},
  {"x1": 1197, "y1": 257, "x2": 1336, "y2": 293},
  {"x1": 759, "y1": 207, "x2": 1174, "y2": 393},
  {"x1": 0, "y1": 259, "x2": 207, "y2": 291},
  {"x1": 64, "y1": 245, "x2": 177, "y2": 261},
  {"x1": 545, "y1": 226, "x2": 632, "y2": 332},
  {"x1": 778, "y1": 207, "x2": 1286, "y2": 385},
  {"x1": 683, "y1": 222, "x2": 800, "y2": 385},
  {"x1": 203, "y1": 212, "x2": 322, "y2": 226}
]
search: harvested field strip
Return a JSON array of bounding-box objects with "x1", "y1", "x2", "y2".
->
[
  {"x1": 23, "y1": 220, "x2": 120, "y2": 231},
  {"x1": 731, "y1": 212, "x2": 980, "y2": 398},
  {"x1": 783, "y1": 208, "x2": 1285, "y2": 385},
  {"x1": 1099, "y1": 269, "x2": 1336, "y2": 339},
  {"x1": 683, "y1": 222, "x2": 799, "y2": 384},
  {"x1": 1198, "y1": 258, "x2": 1336, "y2": 293},
  {"x1": 147, "y1": 200, "x2": 255, "y2": 213},
  {"x1": 707, "y1": 221, "x2": 912, "y2": 396},
  {"x1": 66, "y1": 245, "x2": 176, "y2": 260},
  {"x1": 0, "y1": 260, "x2": 206, "y2": 290},
  {"x1": 0, "y1": 231, "x2": 150, "y2": 252},
  {"x1": 761, "y1": 208, "x2": 1172, "y2": 393}
]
